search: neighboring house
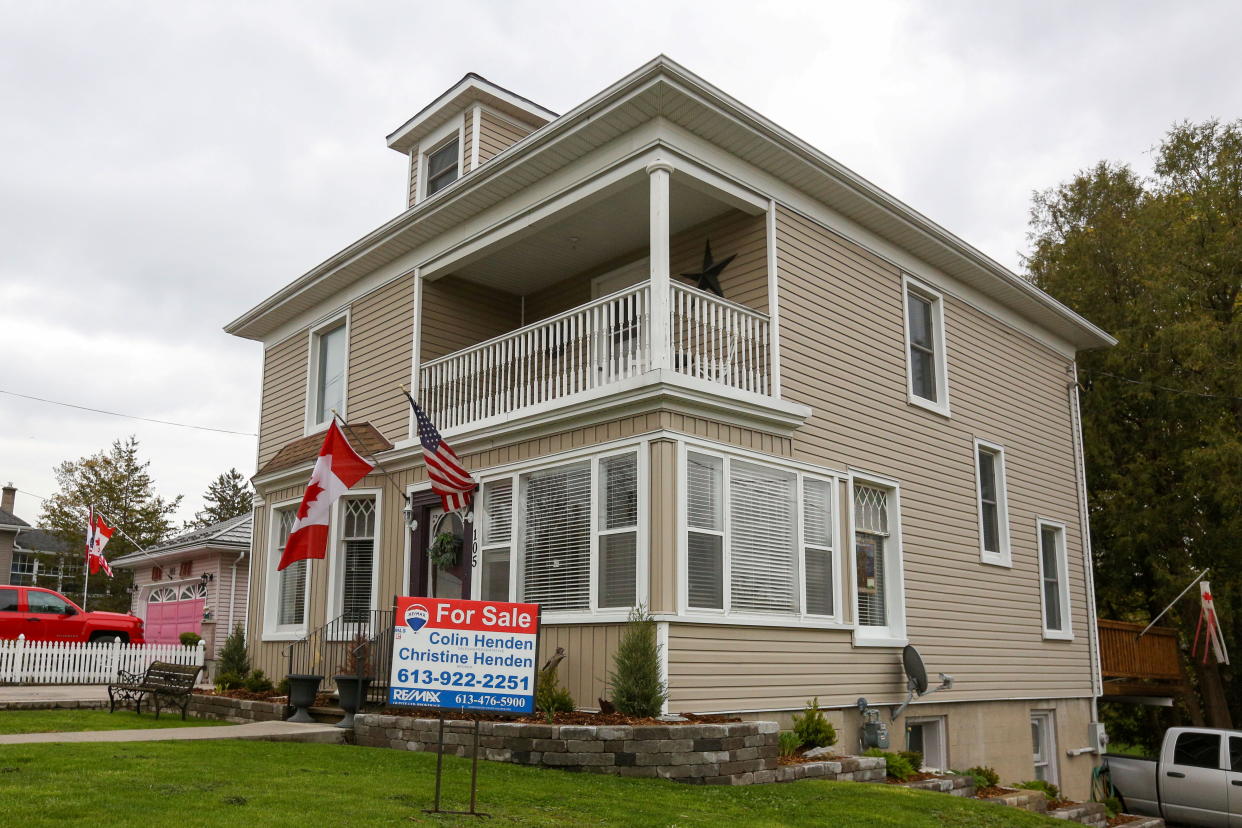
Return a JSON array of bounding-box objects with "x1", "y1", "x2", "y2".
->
[
  {"x1": 111, "y1": 514, "x2": 251, "y2": 655},
  {"x1": 225, "y1": 60, "x2": 1114, "y2": 797},
  {"x1": 0, "y1": 482, "x2": 77, "y2": 590}
]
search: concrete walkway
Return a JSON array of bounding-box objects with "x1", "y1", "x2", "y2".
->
[
  {"x1": 0, "y1": 720, "x2": 345, "y2": 745},
  {"x1": 0, "y1": 685, "x2": 111, "y2": 705}
]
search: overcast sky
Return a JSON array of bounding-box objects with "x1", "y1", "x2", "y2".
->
[{"x1": 2, "y1": 0, "x2": 1239, "y2": 528}]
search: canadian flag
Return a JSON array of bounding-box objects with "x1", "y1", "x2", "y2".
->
[
  {"x1": 278, "y1": 421, "x2": 375, "y2": 571},
  {"x1": 85, "y1": 507, "x2": 115, "y2": 577}
]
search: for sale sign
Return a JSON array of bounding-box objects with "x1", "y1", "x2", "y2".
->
[{"x1": 388, "y1": 596, "x2": 540, "y2": 714}]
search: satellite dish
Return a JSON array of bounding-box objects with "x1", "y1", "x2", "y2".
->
[{"x1": 902, "y1": 645, "x2": 929, "y2": 695}]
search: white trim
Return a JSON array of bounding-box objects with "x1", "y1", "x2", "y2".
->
[
  {"x1": 303, "y1": 309, "x2": 350, "y2": 436},
  {"x1": 848, "y1": 469, "x2": 907, "y2": 646},
  {"x1": 1031, "y1": 709, "x2": 1060, "y2": 786},
  {"x1": 1070, "y1": 363, "x2": 1104, "y2": 700},
  {"x1": 401, "y1": 481, "x2": 433, "y2": 596},
  {"x1": 469, "y1": 104, "x2": 482, "y2": 171},
  {"x1": 416, "y1": 115, "x2": 466, "y2": 203},
  {"x1": 905, "y1": 715, "x2": 948, "y2": 770},
  {"x1": 261, "y1": 497, "x2": 311, "y2": 642},
  {"x1": 324, "y1": 487, "x2": 383, "y2": 631},
  {"x1": 409, "y1": 267, "x2": 422, "y2": 441},
  {"x1": 1036, "y1": 517, "x2": 1074, "y2": 640},
  {"x1": 656, "y1": 620, "x2": 669, "y2": 715},
  {"x1": 973, "y1": 438, "x2": 1012, "y2": 567},
  {"x1": 766, "y1": 199, "x2": 782, "y2": 396},
  {"x1": 386, "y1": 74, "x2": 555, "y2": 152},
  {"x1": 901, "y1": 274, "x2": 951, "y2": 417}
]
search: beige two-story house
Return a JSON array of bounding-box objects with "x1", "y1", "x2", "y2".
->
[{"x1": 226, "y1": 58, "x2": 1113, "y2": 797}]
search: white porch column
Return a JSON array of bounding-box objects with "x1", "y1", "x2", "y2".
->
[{"x1": 647, "y1": 161, "x2": 674, "y2": 371}]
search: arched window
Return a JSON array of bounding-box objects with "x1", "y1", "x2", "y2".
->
[{"x1": 148, "y1": 587, "x2": 176, "y2": 603}]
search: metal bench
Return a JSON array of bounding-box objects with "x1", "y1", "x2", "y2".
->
[{"x1": 108, "y1": 661, "x2": 202, "y2": 720}]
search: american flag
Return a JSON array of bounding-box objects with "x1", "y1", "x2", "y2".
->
[{"x1": 402, "y1": 390, "x2": 476, "y2": 512}]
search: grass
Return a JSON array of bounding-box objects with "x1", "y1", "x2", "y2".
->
[
  {"x1": 0, "y1": 739, "x2": 1065, "y2": 827},
  {"x1": 0, "y1": 709, "x2": 231, "y2": 735}
]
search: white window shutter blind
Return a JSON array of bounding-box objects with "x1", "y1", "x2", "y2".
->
[
  {"x1": 521, "y1": 463, "x2": 591, "y2": 611},
  {"x1": 854, "y1": 485, "x2": 888, "y2": 627},
  {"x1": 803, "y1": 478, "x2": 834, "y2": 616},
  {"x1": 340, "y1": 497, "x2": 376, "y2": 621},
  {"x1": 686, "y1": 453, "x2": 724, "y2": 609},
  {"x1": 483, "y1": 480, "x2": 513, "y2": 545},
  {"x1": 729, "y1": 461, "x2": 796, "y2": 613},
  {"x1": 598, "y1": 454, "x2": 638, "y2": 608},
  {"x1": 275, "y1": 509, "x2": 305, "y2": 626}
]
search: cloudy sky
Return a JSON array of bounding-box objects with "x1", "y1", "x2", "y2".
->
[{"x1": 1, "y1": 0, "x2": 1239, "y2": 527}]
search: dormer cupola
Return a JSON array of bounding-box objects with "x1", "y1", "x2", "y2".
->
[{"x1": 387, "y1": 73, "x2": 556, "y2": 208}]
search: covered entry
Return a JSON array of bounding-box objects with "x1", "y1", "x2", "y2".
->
[{"x1": 145, "y1": 583, "x2": 206, "y2": 644}]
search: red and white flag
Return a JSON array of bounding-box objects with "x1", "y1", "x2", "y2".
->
[
  {"x1": 278, "y1": 421, "x2": 374, "y2": 571},
  {"x1": 85, "y1": 507, "x2": 115, "y2": 577}
]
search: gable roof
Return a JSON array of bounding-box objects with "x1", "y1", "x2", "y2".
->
[
  {"x1": 226, "y1": 56, "x2": 1113, "y2": 352},
  {"x1": 109, "y1": 513, "x2": 252, "y2": 568},
  {"x1": 0, "y1": 507, "x2": 30, "y2": 529},
  {"x1": 256, "y1": 421, "x2": 392, "y2": 479},
  {"x1": 386, "y1": 72, "x2": 557, "y2": 155},
  {"x1": 13, "y1": 527, "x2": 71, "y2": 554}
]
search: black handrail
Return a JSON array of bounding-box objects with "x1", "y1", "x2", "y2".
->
[{"x1": 283, "y1": 607, "x2": 394, "y2": 706}]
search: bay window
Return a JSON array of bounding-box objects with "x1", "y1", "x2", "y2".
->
[
  {"x1": 476, "y1": 449, "x2": 642, "y2": 613},
  {"x1": 684, "y1": 449, "x2": 839, "y2": 621}
]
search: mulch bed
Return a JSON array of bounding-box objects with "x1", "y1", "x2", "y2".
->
[
  {"x1": 1106, "y1": 816, "x2": 1141, "y2": 827},
  {"x1": 377, "y1": 708, "x2": 741, "y2": 726},
  {"x1": 1048, "y1": 798, "x2": 1076, "y2": 811},
  {"x1": 778, "y1": 752, "x2": 846, "y2": 766},
  {"x1": 884, "y1": 771, "x2": 939, "y2": 784},
  {"x1": 974, "y1": 785, "x2": 1012, "y2": 798},
  {"x1": 193, "y1": 689, "x2": 286, "y2": 701}
]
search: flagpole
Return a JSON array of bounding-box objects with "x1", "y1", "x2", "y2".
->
[
  {"x1": 83, "y1": 505, "x2": 92, "y2": 611},
  {"x1": 331, "y1": 410, "x2": 411, "y2": 515}
]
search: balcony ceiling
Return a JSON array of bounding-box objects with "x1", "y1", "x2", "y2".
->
[{"x1": 447, "y1": 177, "x2": 737, "y2": 295}]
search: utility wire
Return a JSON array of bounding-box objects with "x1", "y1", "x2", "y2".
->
[
  {"x1": 1083, "y1": 370, "x2": 1242, "y2": 402},
  {"x1": 0, "y1": 388, "x2": 257, "y2": 436}
]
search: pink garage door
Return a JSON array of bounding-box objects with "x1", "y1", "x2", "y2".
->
[{"x1": 145, "y1": 585, "x2": 205, "y2": 644}]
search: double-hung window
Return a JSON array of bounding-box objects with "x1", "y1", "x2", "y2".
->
[
  {"x1": 309, "y1": 318, "x2": 347, "y2": 430},
  {"x1": 1038, "y1": 520, "x2": 1072, "y2": 638},
  {"x1": 337, "y1": 496, "x2": 377, "y2": 623},
  {"x1": 684, "y1": 450, "x2": 839, "y2": 621},
  {"x1": 272, "y1": 507, "x2": 307, "y2": 632},
  {"x1": 974, "y1": 440, "x2": 1011, "y2": 566},
  {"x1": 852, "y1": 476, "x2": 906, "y2": 643},
  {"x1": 425, "y1": 138, "x2": 460, "y2": 196},
  {"x1": 903, "y1": 276, "x2": 949, "y2": 415},
  {"x1": 477, "y1": 449, "x2": 641, "y2": 613}
]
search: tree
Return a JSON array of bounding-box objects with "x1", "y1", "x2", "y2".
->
[
  {"x1": 609, "y1": 605, "x2": 667, "y2": 718},
  {"x1": 189, "y1": 468, "x2": 253, "y2": 529},
  {"x1": 1026, "y1": 119, "x2": 1241, "y2": 726},
  {"x1": 40, "y1": 436, "x2": 183, "y2": 612}
]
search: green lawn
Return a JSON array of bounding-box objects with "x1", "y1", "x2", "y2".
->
[
  {"x1": 0, "y1": 709, "x2": 230, "y2": 735},
  {"x1": 0, "y1": 740, "x2": 1063, "y2": 827}
]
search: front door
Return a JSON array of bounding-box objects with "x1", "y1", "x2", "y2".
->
[{"x1": 427, "y1": 507, "x2": 468, "y2": 600}]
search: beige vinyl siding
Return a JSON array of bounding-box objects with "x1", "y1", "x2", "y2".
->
[
  {"x1": 258, "y1": 333, "x2": 309, "y2": 468},
  {"x1": 407, "y1": 150, "x2": 418, "y2": 208},
  {"x1": 648, "y1": 439, "x2": 678, "y2": 614},
  {"x1": 538, "y1": 624, "x2": 624, "y2": 711},
  {"x1": 419, "y1": 275, "x2": 520, "y2": 362},
  {"x1": 347, "y1": 274, "x2": 414, "y2": 443},
  {"x1": 462, "y1": 109, "x2": 474, "y2": 173},
  {"x1": 476, "y1": 110, "x2": 534, "y2": 164},
  {"x1": 762, "y1": 204, "x2": 1091, "y2": 703},
  {"x1": 523, "y1": 210, "x2": 769, "y2": 324}
]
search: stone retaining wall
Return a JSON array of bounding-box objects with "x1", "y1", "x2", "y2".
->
[
  {"x1": 773, "y1": 756, "x2": 886, "y2": 784},
  {"x1": 1049, "y1": 801, "x2": 1108, "y2": 827},
  {"x1": 354, "y1": 715, "x2": 784, "y2": 785},
  {"x1": 0, "y1": 698, "x2": 107, "y2": 711},
  {"x1": 899, "y1": 774, "x2": 975, "y2": 797},
  {"x1": 187, "y1": 694, "x2": 286, "y2": 724}
]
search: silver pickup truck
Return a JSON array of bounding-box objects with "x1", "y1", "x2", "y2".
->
[{"x1": 1108, "y1": 726, "x2": 1242, "y2": 826}]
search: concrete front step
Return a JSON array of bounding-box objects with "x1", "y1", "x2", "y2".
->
[
  {"x1": 1113, "y1": 817, "x2": 1164, "y2": 828},
  {"x1": 979, "y1": 787, "x2": 1048, "y2": 813},
  {"x1": 899, "y1": 774, "x2": 975, "y2": 797},
  {"x1": 0, "y1": 721, "x2": 345, "y2": 745},
  {"x1": 1048, "y1": 800, "x2": 1108, "y2": 826}
]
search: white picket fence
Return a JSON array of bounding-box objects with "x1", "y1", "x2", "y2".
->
[{"x1": 0, "y1": 636, "x2": 206, "y2": 684}]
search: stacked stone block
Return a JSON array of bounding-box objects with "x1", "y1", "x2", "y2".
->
[
  {"x1": 773, "y1": 756, "x2": 887, "y2": 784},
  {"x1": 187, "y1": 694, "x2": 286, "y2": 724}
]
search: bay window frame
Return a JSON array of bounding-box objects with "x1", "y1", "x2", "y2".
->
[
  {"x1": 324, "y1": 487, "x2": 382, "y2": 637},
  {"x1": 848, "y1": 470, "x2": 907, "y2": 647},
  {"x1": 262, "y1": 496, "x2": 312, "y2": 642},
  {"x1": 469, "y1": 440, "x2": 649, "y2": 622},
  {"x1": 676, "y1": 440, "x2": 845, "y2": 627}
]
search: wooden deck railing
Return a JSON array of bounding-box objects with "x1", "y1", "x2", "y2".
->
[{"x1": 1098, "y1": 619, "x2": 1183, "y2": 681}]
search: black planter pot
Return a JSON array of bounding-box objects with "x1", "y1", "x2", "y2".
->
[
  {"x1": 286, "y1": 673, "x2": 323, "y2": 723},
  {"x1": 333, "y1": 675, "x2": 373, "y2": 729}
]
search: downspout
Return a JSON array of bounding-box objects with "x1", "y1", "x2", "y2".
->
[
  {"x1": 228, "y1": 544, "x2": 247, "y2": 636},
  {"x1": 1069, "y1": 363, "x2": 1103, "y2": 720}
]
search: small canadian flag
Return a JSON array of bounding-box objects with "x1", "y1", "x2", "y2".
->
[
  {"x1": 85, "y1": 507, "x2": 115, "y2": 577},
  {"x1": 278, "y1": 421, "x2": 374, "y2": 571}
]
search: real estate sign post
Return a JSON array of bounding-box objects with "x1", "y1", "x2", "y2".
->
[{"x1": 388, "y1": 596, "x2": 541, "y2": 817}]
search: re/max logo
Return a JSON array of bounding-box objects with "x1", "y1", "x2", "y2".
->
[{"x1": 393, "y1": 688, "x2": 441, "y2": 704}]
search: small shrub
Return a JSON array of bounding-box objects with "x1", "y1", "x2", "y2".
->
[
  {"x1": 964, "y1": 765, "x2": 1000, "y2": 789},
  {"x1": 778, "y1": 731, "x2": 802, "y2": 758},
  {"x1": 792, "y1": 697, "x2": 837, "y2": 749},
  {"x1": 535, "y1": 654, "x2": 575, "y2": 715},
  {"x1": 218, "y1": 624, "x2": 250, "y2": 677},
  {"x1": 179, "y1": 632, "x2": 202, "y2": 647},
  {"x1": 1101, "y1": 796, "x2": 1122, "y2": 817},
  {"x1": 864, "y1": 748, "x2": 917, "y2": 781},
  {"x1": 1014, "y1": 779, "x2": 1060, "y2": 800},
  {"x1": 609, "y1": 606, "x2": 667, "y2": 718},
  {"x1": 343, "y1": 632, "x2": 371, "y2": 677},
  {"x1": 899, "y1": 750, "x2": 924, "y2": 771},
  {"x1": 276, "y1": 678, "x2": 290, "y2": 696},
  {"x1": 214, "y1": 671, "x2": 244, "y2": 692},
  {"x1": 244, "y1": 670, "x2": 274, "y2": 693}
]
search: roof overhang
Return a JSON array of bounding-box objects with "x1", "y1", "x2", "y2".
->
[
  {"x1": 227, "y1": 56, "x2": 1113, "y2": 352},
  {"x1": 386, "y1": 73, "x2": 556, "y2": 155},
  {"x1": 110, "y1": 543, "x2": 246, "y2": 569}
]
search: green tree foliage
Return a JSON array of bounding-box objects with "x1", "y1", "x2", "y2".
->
[
  {"x1": 39, "y1": 436, "x2": 182, "y2": 611},
  {"x1": 609, "y1": 606, "x2": 667, "y2": 718},
  {"x1": 219, "y1": 623, "x2": 251, "y2": 678},
  {"x1": 1027, "y1": 120, "x2": 1242, "y2": 726},
  {"x1": 792, "y1": 697, "x2": 837, "y2": 748},
  {"x1": 189, "y1": 468, "x2": 253, "y2": 529}
]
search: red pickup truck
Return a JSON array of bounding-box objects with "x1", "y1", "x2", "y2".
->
[{"x1": 0, "y1": 585, "x2": 145, "y2": 644}]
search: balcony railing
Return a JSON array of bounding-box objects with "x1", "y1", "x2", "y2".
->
[
  {"x1": 1098, "y1": 619, "x2": 1183, "y2": 682},
  {"x1": 419, "y1": 280, "x2": 771, "y2": 431}
]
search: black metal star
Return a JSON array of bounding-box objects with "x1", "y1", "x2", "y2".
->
[{"x1": 680, "y1": 240, "x2": 735, "y2": 298}]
